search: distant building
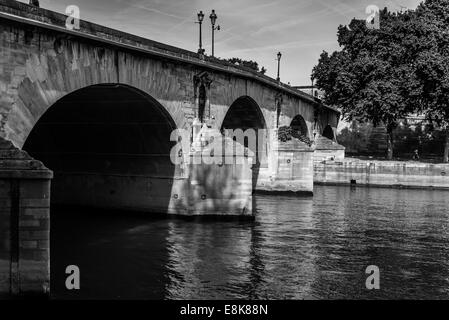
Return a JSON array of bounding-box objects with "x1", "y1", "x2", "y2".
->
[
  {"x1": 402, "y1": 114, "x2": 428, "y2": 131},
  {"x1": 292, "y1": 85, "x2": 324, "y2": 99}
]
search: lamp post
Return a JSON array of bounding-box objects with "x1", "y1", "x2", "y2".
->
[
  {"x1": 311, "y1": 77, "x2": 314, "y2": 97},
  {"x1": 196, "y1": 11, "x2": 205, "y2": 54},
  {"x1": 209, "y1": 9, "x2": 220, "y2": 57},
  {"x1": 276, "y1": 52, "x2": 282, "y2": 82}
]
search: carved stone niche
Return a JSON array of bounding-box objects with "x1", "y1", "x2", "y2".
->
[
  {"x1": 193, "y1": 71, "x2": 213, "y2": 124},
  {"x1": 275, "y1": 92, "x2": 283, "y2": 128}
]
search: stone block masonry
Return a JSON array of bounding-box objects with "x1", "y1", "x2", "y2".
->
[
  {"x1": 314, "y1": 158, "x2": 449, "y2": 190},
  {"x1": 0, "y1": 0, "x2": 340, "y2": 150},
  {"x1": 0, "y1": 136, "x2": 52, "y2": 296},
  {"x1": 313, "y1": 135, "x2": 345, "y2": 162},
  {"x1": 257, "y1": 134, "x2": 315, "y2": 194}
]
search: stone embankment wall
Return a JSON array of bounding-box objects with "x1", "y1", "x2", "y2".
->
[{"x1": 314, "y1": 158, "x2": 449, "y2": 189}]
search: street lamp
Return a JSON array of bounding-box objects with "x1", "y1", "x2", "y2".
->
[
  {"x1": 209, "y1": 9, "x2": 220, "y2": 57},
  {"x1": 311, "y1": 76, "x2": 314, "y2": 97},
  {"x1": 276, "y1": 52, "x2": 282, "y2": 82},
  {"x1": 196, "y1": 11, "x2": 205, "y2": 54}
]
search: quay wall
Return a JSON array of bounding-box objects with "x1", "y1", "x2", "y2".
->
[{"x1": 314, "y1": 159, "x2": 449, "y2": 190}]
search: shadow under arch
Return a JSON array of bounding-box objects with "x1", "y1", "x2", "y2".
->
[
  {"x1": 220, "y1": 96, "x2": 267, "y2": 191},
  {"x1": 322, "y1": 124, "x2": 335, "y2": 141},
  {"x1": 23, "y1": 83, "x2": 179, "y2": 210},
  {"x1": 21, "y1": 83, "x2": 181, "y2": 298},
  {"x1": 290, "y1": 115, "x2": 309, "y2": 137}
]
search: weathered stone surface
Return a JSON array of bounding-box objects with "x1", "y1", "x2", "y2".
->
[
  {"x1": 314, "y1": 135, "x2": 346, "y2": 162},
  {"x1": 314, "y1": 158, "x2": 449, "y2": 189},
  {"x1": 314, "y1": 135, "x2": 345, "y2": 151},
  {"x1": 0, "y1": 0, "x2": 339, "y2": 149},
  {"x1": 0, "y1": 1, "x2": 341, "y2": 199},
  {"x1": 0, "y1": 136, "x2": 52, "y2": 297},
  {"x1": 0, "y1": 136, "x2": 53, "y2": 179},
  {"x1": 257, "y1": 133, "x2": 315, "y2": 194}
]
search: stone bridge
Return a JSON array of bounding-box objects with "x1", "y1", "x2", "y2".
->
[{"x1": 0, "y1": 0, "x2": 342, "y2": 296}]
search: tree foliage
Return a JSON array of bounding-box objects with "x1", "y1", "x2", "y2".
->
[
  {"x1": 312, "y1": 0, "x2": 449, "y2": 160},
  {"x1": 278, "y1": 126, "x2": 313, "y2": 146},
  {"x1": 338, "y1": 120, "x2": 447, "y2": 160},
  {"x1": 337, "y1": 121, "x2": 373, "y2": 154},
  {"x1": 225, "y1": 57, "x2": 266, "y2": 73},
  {"x1": 414, "y1": 0, "x2": 449, "y2": 121}
]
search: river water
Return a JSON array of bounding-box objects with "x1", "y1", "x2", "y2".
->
[{"x1": 51, "y1": 185, "x2": 449, "y2": 300}]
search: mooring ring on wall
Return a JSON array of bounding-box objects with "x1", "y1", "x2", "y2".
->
[
  {"x1": 173, "y1": 194, "x2": 179, "y2": 199},
  {"x1": 287, "y1": 159, "x2": 291, "y2": 164},
  {"x1": 201, "y1": 194, "x2": 207, "y2": 200}
]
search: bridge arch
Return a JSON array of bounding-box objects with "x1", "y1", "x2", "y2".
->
[
  {"x1": 220, "y1": 96, "x2": 266, "y2": 130},
  {"x1": 220, "y1": 96, "x2": 267, "y2": 165},
  {"x1": 4, "y1": 47, "x2": 189, "y2": 150},
  {"x1": 290, "y1": 115, "x2": 309, "y2": 138},
  {"x1": 22, "y1": 84, "x2": 179, "y2": 211},
  {"x1": 322, "y1": 124, "x2": 335, "y2": 141}
]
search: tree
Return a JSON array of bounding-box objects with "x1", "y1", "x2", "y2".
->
[
  {"x1": 225, "y1": 57, "x2": 266, "y2": 73},
  {"x1": 337, "y1": 121, "x2": 373, "y2": 154},
  {"x1": 410, "y1": 0, "x2": 449, "y2": 162},
  {"x1": 313, "y1": 1, "x2": 449, "y2": 161},
  {"x1": 338, "y1": 120, "x2": 447, "y2": 159},
  {"x1": 312, "y1": 8, "x2": 422, "y2": 159}
]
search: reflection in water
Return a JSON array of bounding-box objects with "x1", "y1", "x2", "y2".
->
[
  {"x1": 51, "y1": 186, "x2": 449, "y2": 299},
  {"x1": 0, "y1": 208, "x2": 10, "y2": 295}
]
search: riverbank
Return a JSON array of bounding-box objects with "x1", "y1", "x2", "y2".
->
[{"x1": 314, "y1": 157, "x2": 449, "y2": 190}]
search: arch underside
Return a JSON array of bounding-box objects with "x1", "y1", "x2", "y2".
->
[
  {"x1": 221, "y1": 97, "x2": 266, "y2": 131},
  {"x1": 221, "y1": 96, "x2": 267, "y2": 166},
  {"x1": 23, "y1": 84, "x2": 178, "y2": 211},
  {"x1": 323, "y1": 125, "x2": 335, "y2": 141},
  {"x1": 290, "y1": 115, "x2": 309, "y2": 137}
]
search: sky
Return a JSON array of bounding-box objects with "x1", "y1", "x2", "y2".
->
[{"x1": 22, "y1": 0, "x2": 422, "y2": 85}]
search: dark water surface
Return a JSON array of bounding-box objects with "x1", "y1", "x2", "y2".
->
[{"x1": 51, "y1": 186, "x2": 449, "y2": 300}]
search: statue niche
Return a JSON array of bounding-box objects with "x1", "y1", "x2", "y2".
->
[{"x1": 194, "y1": 72, "x2": 213, "y2": 124}]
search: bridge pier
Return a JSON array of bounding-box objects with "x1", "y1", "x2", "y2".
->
[
  {"x1": 0, "y1": 137, "x2": 52, "y2": 297},
  {"x1": 313, "y1": 135, "x2": 346, "y2": 162},
  {"x1": 0, "y1": 132, "x2": 253, "y2": 297},
  {"x1": 255, "y1": 130, "x2": 315, "y2": 195}
]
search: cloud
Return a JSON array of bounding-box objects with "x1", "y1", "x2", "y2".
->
[
  {"x1": 125, "y1": 2, "x2": 188, "y2": 20},
  {"x1": 224, "y1": 38, "x2": 338, "y2": 56}
]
